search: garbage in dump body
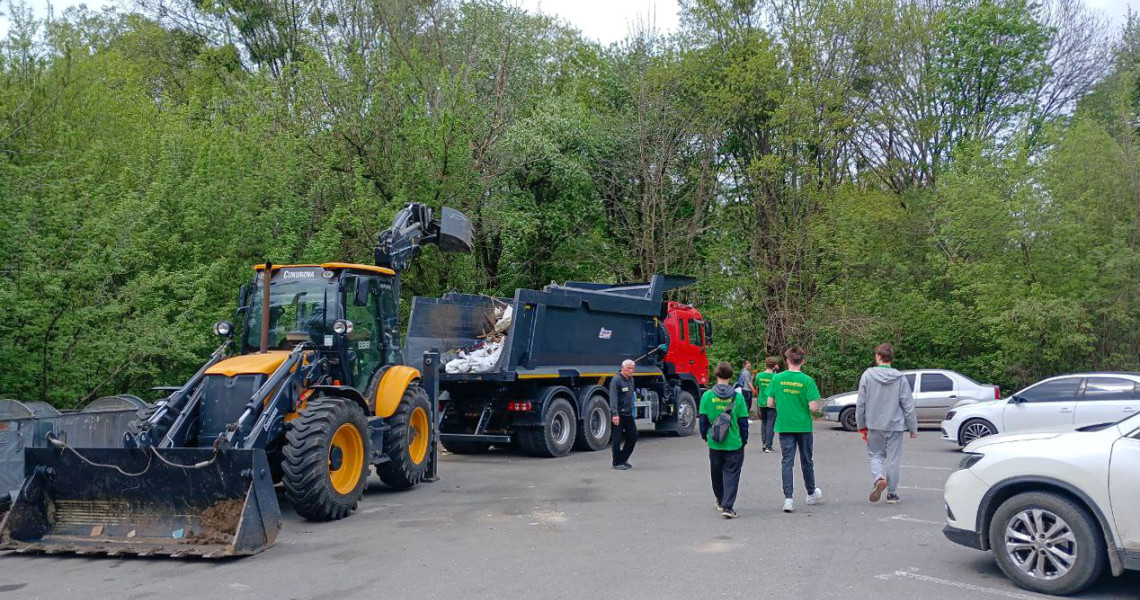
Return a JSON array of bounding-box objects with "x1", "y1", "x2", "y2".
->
[{"x1": 445, "y1": 304, "x2": 512, "y2": 374}]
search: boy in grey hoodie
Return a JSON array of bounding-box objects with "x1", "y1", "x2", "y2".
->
[{"x1": 855, "y1": 343, "x2": 917, "y2": 504}]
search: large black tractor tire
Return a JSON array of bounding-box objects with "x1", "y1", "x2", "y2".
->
[
  {"x1": 574, "y1": 391, "x2": 612, "y2": 451},
  {"x1": 282, "y1": 396, "x2": 372, "y2": 521},
  {"x1": 518, "y1": 398, "x2": 577, "y2": 458},
  {"x1": 377, "y1": 384, "x2": 433, "y2": 490},
  {"x1": 439, "y1": 438, "x2": 491, "y2": 454}
]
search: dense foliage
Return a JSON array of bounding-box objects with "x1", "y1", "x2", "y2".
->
[{"x1": 2, "y1": 0, "x2": 1138, "y2": 406}]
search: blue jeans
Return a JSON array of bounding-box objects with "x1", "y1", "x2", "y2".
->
[{"x1": 779, "y1": 432, "x2": 816, "y2": 499}]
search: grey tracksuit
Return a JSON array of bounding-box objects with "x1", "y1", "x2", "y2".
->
[{"x1": 855, "y1": 366, "x2": 917, "y2": 493}]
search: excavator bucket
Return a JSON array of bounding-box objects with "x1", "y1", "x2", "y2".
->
[{"x1": 0, "y1": 447, "x2": 281, "y2": 558}]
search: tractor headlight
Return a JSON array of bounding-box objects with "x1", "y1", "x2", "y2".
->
[
  {"x1": 213, "y1": 320, "x2": 233, "y2": 336},
  {"x1": 332, "y1": 319, "x2": 354, "y2": 336}
]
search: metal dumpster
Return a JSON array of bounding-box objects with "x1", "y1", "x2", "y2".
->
[{"x1": 0, "y1": 396, "x2": 150, "y2": 506}]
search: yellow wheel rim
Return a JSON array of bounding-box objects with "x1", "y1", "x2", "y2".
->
[
  {"x1": 329, "y1": 423, "x2": 365, "y2": 495},
  {"x1": 409, "y1": 406, "x2": 429, "y2": 465}
]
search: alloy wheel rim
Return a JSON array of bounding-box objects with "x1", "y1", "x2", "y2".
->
[
  {"x1": 1005, "y1": 508, "x2": 1077, "y2": 580},
  {"x1": 963, "y1": 422, "x2": 992, "y2": 444},
  {"x1": 678, "y1": 400, "x2": 694, "y2": 428}
]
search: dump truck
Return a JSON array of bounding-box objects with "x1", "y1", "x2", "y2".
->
[
  {"x1": 403, "y1": 276, "x2": 712, "y2": 457},
  {"x1": 0, "y1": 203, "x2": 470, "y2": 558}
]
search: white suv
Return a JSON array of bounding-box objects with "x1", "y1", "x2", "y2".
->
[
  {"x1": 941, "y1": 373, "x2": 1140, "y2": 447},
  {"x1": 943, "y1": 412, "x2": 1140, "y2": 595}
]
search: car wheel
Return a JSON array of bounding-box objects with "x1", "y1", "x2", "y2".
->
[
  {"x1": 839, "y1": 407, "x2": 858, "y2": 432},
  {"x1": 987, "y1": 491, "x2": 1106, "y2": 596},
  {"x1": 958, "y1": 418, "x2": 996, "y2": 446}
]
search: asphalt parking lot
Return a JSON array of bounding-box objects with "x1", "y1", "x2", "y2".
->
[{"x1": 1, "y1": 423, "x2": 1137, "y2": 600}]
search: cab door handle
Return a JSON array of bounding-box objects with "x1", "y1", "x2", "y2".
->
[{"x1": 1059, "y1": 407, "x2": 1072, "y2": 413}]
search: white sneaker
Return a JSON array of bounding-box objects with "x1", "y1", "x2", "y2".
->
[
  {"x1": 782, "y1": 498, "x2": 794, "y2": 513},
  {"x1": 805, "y1": 488, "x2": 823, "y2": 505}
]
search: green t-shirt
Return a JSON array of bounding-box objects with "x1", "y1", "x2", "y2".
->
[
  {"x1": 699, "y1": 389, "x2": 749, "y2": 451},
  {"x1": 764, "y1": 370, "x2": 821, "y2": 433},
  {"x1": 754, "y1": 372, "x2": 774, "y2": 397}
]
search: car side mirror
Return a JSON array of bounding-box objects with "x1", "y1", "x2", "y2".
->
[{"x1": 1010, "y1": 395, "x2": 1024, "y2": 404}]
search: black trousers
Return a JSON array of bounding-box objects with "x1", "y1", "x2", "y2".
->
[
  {"x1": 612, "y1": 415, "x2": 638, "y2": 466},
  {"x1": 759, "y1": 407, "x2": 777, "y2": 449},
  {"x1": 741, "y1": 390, "x2": 754, "y2": 412},
  {"x1": 709, "y1": 447, "x2": 745, "y2": 510}
]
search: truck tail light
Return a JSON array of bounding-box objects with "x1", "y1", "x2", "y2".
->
[{"x1": 507, "y1": 402, "x2": 533, "y2": 412}]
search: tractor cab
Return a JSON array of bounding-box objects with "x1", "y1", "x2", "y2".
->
[{"x1": 239, "y1": 263, "x2": 402, "y2": 395}]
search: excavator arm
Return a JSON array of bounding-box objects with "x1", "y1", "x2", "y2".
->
[{"x1": 374, "y1": 203, "x2": 474, "y2": 273}]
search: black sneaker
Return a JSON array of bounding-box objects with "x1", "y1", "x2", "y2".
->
[
  {"x1": 613, "y1": 463, "x2": 631, "y2": 470},
  {"x1": 721, "y1": 508, "x2": 738, "y2": 519},
  {"x1": 622, "y1": 462, "x2": 632, "y2": 469},
  {"x1": 886, "y1": 493, "x2": 901, "y2": 504}
]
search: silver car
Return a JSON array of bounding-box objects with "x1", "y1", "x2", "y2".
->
[{"x1": 822, "y1": 369, "x2": 1000, "y2": 431}]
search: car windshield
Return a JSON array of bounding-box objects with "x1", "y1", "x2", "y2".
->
[{"x1": 245, "y1": 268, "x2": 337, "y2": 350}]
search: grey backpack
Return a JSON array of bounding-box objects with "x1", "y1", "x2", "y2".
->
[{"x1": 710, "y1": 398, "x2": 738, "y2": 443}]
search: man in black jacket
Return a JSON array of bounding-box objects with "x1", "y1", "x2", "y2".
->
[{"x1": 609, "y1": 359, "x2": 638, "y2": 470}]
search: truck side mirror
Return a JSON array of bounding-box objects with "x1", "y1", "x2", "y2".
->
[
  {"x1": 350, "y1": 277, "x2": 370, "y2": 307},
  {"x1": 703, "y1": 320, "x2": 713, "y2": 345},
  {"x1": 238, "y1": 283, "x2": 250, "y2": 309}
]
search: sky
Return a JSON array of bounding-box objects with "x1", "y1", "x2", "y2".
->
[{"x1": 0, "y1": 0, "x2": 1135, "y2": 45}]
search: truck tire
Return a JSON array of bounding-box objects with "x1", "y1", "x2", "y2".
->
[
  {"x1": 657, "y1": 390, "x2": 698, "y2": 436},
  {"x1": 518, "y1": 397, "x2": 576, "y2": 457},
  {"x1": 574, "y1": 392, "x2": 611, "y2": 451},
  {"x1": 282, "y1": 396, "x2": 371, "y2": 521},
  {"x1": 440, "y1": 438, "x2": 491, "y2": 454},
  {"x1": 377, "y1": 384, "x2": 432, "y2": 489}
]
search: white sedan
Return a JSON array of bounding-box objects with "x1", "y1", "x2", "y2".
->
[
  {"x1": 941, "y1": 372, "x2": 1140, "y2": 447},
  {"x1": 943, "y1": 411, "x2": 1140, "y2": 595},
  {"x1": 822, "y1": 369, "x2": 999, "y2": 431}
]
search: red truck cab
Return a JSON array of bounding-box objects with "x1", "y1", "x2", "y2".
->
[{"x1": 663, "y1": 301, "x2": 710, "y2": 386}]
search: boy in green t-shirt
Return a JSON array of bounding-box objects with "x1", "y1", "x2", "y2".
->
[
  {"x1": 765, "y1": 346, "x2": 823, "y2": 513},
  {"x1": 753, "y1": 356, "x2": 780, "y2": 453},
  {"x1": 699, "y1": 362, "x2": 750, "y2": 519}
]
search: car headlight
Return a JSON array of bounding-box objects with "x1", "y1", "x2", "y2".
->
[
  {"x1": 945, "y1": 410, "x2": 956, "y2": 421},
  {"x1": 957, "y1": 452, "x2": 984, "y2": 470}
]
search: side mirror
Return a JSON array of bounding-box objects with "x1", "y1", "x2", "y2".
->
[
  {"x1": 238, "y1": 283, "x2": 250, "y2": 309},
  {"x1": 351, "y1": 277, "x2": 370, "y2": 307},
  {"x1": 1009, "y1": 395, "x2": 1024, "y2": 404},
  {"x1": 703, "y1": 320, "x2": 713, "y2": 345}
]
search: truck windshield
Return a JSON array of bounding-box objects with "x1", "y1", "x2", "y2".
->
[{"x1": 245, "y1": 268, "x2": 337, "y2": 351}]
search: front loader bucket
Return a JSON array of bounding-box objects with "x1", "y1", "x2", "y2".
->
[{"x1": 0, "y1": 447, "x2": 281, "y2": 558}]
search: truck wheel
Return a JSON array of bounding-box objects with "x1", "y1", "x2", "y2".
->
[
  {"x1": 839, "y1": 407, "x2": 858, "y2": 432},
  {"x1": 377, "y1": 384, "x2": 432, "y2": 490},
  {"x1": 574, "y1": 392, "x2": 611, "y2": 451},
  {"x1": 519, "y1": 398, "x2": 576, "y2": 457},
  {"x1": 672, "y1": 391, "x2": 697, "y2": 437},
  {"x1": 282, "y1": 396, "x2": 371, "y2": 521},
  {"x1": 440, "y1": 438, "x2": 491, "y2": 454},
  {"x1": 988, "y1": 491, "x2": 1106, "y2": 596}
]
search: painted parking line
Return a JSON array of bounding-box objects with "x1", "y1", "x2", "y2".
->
[
  {"x1": 878, "y1": 514, "x2": 942, "y2": 526},
  {"x1": 897, "y1": 485, "x2": 944, "y2": 492},
  {"x1": 876, "y1": 570, "x2": 1046, "y2": 599}
]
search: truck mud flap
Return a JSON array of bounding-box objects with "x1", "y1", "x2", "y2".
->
[{"x1": 0, "y1": 447, "x2": 281, "y2": 558}]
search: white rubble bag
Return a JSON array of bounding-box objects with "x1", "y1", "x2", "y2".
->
[{"x1": 444, "y1": 304, "x2": 512, "y2": 374}]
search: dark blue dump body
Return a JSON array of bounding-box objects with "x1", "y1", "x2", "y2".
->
[{"x1": 404, "y1": 275, "x2": 694, "y2": 378}]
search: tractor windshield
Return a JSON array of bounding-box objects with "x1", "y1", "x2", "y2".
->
[{"x1": 245, "y1": 267, "x2": 337, "y2": 351}]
